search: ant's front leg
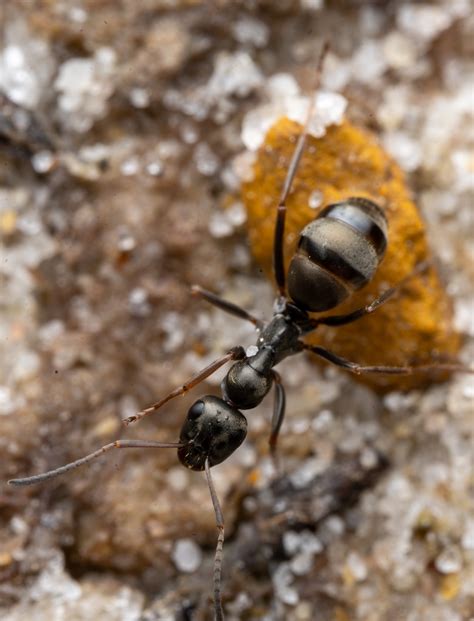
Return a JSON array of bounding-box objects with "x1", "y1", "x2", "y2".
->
[
  {"x1": 191, "y1": 285, "x2": 262, "y2": 329},
  {"x1": 124, "y1": 346, "x2": 246, "y2": 425},
  {"x1": 272, "y1": 41, "x2": 329, "y2": 298}
]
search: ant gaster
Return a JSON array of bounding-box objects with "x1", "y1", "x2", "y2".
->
[{"x1": 9, "y1": 43, "x2": 468, "y2": 621}]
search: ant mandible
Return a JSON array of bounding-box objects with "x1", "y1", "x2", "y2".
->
[{"x1": 9, "y1": 42, "x2": 468, "y2": 621}]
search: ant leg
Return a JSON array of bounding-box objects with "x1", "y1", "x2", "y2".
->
[
  {"x1": 269, "y1": 371, "x2": 286, "y2": 470},
  {"x1": 191, "y1": 285, "x2": 262, "y2": 329},
  {"x1": 273, "y1": 41, "x2": 329, "y2": 298},
  {"x1": 205, "y1": 458, "x2": 225, "y2": 621},
  {"x1": 8, "y1": 439, "x2": 183, "y2": 487},
  {"x1": 303, "y1": 344, "x2": 472, "y2": 376},
  {"x1": 312, "y1": 260, "x2": 432, "y2": 329},
  {"x1": 124, "y1": 346, "x2": 246, "y2": 426}
]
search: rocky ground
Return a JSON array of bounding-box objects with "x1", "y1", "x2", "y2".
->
[{"x1": 0, "y1": 2, "x2": 473, "y2": 620}]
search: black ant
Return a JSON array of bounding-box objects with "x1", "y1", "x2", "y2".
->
[{"x1": 8, "y1": 43, "x2": 469, "y2": 620}]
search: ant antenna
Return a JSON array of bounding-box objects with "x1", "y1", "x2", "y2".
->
[
  {"x1": 273, "y1": 39, "x2": 330, "y2": 298},
  {"x1": 8, "y1": 440, "x2": 184, "y2": 486}
]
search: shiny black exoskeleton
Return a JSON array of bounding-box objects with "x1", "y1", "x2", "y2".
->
[
  {"x1": 288, "y1": 198, "x2": 388, "y2": 311},
  {"x1": 178, "y1": 197, "x2": 388, "y2": 471},
  {"x1": 178, "y1": 396, "x2": 247, "y2": 470}
]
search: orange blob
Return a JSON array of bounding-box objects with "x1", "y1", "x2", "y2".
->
[{"x1": 242, "y1": 118, "x2": 460, "y2": 390}]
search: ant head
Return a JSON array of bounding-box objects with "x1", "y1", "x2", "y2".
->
[{"x1": 178, "y1": 396, "x2": 248, "y2": 471}]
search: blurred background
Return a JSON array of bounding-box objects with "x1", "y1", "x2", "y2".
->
[{"x1": 0, "y1": 1, "x2": 473, "y2": 620}]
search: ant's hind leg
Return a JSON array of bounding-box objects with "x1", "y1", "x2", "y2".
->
[
  {"x1": 269, "y1": 371, "x2": 286, "y2": 471},
  {"x1": 303, "y1": 344, "x2": 472, "y2": 376},
  {"x1": 191, "y1": 285, "x2": 262, "y2": 329},
  {"x1": 312, "y1": 260, "x2": 433, "y2": 329}
]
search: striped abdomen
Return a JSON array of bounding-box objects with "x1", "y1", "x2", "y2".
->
[{"x1": 287, "y1": 197, "x2": 388, "y2": 312}]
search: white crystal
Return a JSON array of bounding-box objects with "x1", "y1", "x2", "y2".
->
[
  {"x1": 241, "y1": 103, "x2": 283, "y2": 151},
  {"x1": 232, "y1": 17, "x2": 269, "y2": 48},
  {"x1": 194, "y1": 143, "x2": 219, "y2": 177},
  {"x1": 311, "y1": 409, "x2": 333, "y2": 431},
  {"x1": 121, "y1": 157, "x2": 140, "y2": 176},
  {"x1": 0, "y1": 386, "x2": 16, "y2": 415},
  {"x1": 383, "y1": 32, "x2": 418, "y2": 70},
  {"x1": 166, "y1": 467, "x2": 189, "y2": 492},
  {"x1": 119, "y1": 395, "x2": 139, "y2": 421},
  {"x1": 55, "y1": 48, "x2": 116, "y2": 132},
  {"x1": 360, "y1": 447, "x2": 379, "y2": 470},
  {"x1": 301, "y1": 0, "x2": 324, "y2": 9},
  {"x1": 435, "y1": 545, "x2": 463, "y2": 574},
  {"x1": 207, "y1": 51, "x2": 263, "y2": 100},
  {"x1": 323, "y1": 515, "x2": 345, "y2": 536},
  {"x1": 265, "y1": 73, "x2": 300, "y2": 101},
  {"x1": 38, "y1": 319, "x2": 65, "y2": 344},
  {"x1": 283, "y1": 531, "x2": 302, "y2": 555},
  {"x1": 68, "y1": 7, "x2": 87, "y2": 23},
  {"x1": 241, "y1": 88, "x2": 346, "y2": 151},
  {"x1": 322, "y1": 54, "x2": 351, "y2": 91},
  {"x1": 451, "y1": 150, "x2": 474, "y2": 191},
  {"x1": 351, "y1": 40, "x2": 387, "y2": 84},
  {"x1": 227, "y1": 202, "x2": 247, "y2": 226},
  {"x1": 146, "y1": 161, "x2": 164, "y2": 177},
  {"x1": 287, "y1": 92, "x2": 347, "y2": 136},
  {"x1": 308, "y1": 189, "x2": 323, "y2": 210},
  {"x1": 273, "y1": 563, "x2": 299, "y2": 605},
  {"x1": 290, "y1": 552, "x2": 314, "y2": 575},
  {"x1": 289, "y1": 458, "x2": 323, "y2": 489},
  {"x1": 10, "y1": 515, "x2": 28, "y2": 536},
  {"x1": 397, "y1": 5, "x2": 453, "y2": 42},
  {"x1": 246, "y1": 345, "x2": 259, "y2": 357},
  {"x1": 129, "y1": 87, "x2": 150, "y2": 108},
  {"x1": 209, "y1": 212, "x2": 233, "y2": 238},
  {"x1": 161, "y1": 312, "x2": 184, "y2": 353},
  {"x1": 31, "y1": 151, "x2": 55, "y2": 174},
  {"x1": 79, "y1": 143, "x2": 110, "y2": 163},
  {"x1": 346, "y1": 552, "x2": 368, "y2": 582},
  {"x1": 384, "y1": 132, "x2": 422, "y2": 172},
  {"x1": 172, "y1": 539, "x2": 203, "y2": 573},
  {"x1": 118, "y1": 234, "x2": 136, "y2": 252},
  {"x1": 0, "y1": 20, "x2": 55, "y2": 108},
  {"x1": 128, "y1": 288, "x2": 151, "y2": 318},
  {"x1": 462, "y1": 520, "x2": 474, "y2": 550},
  {"x1": 13, "y1": 350, "x2": 40, "y2": 381}
]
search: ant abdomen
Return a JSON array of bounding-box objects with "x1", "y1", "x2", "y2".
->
[
  {"x1": 287, "y1": 197, "x2": 388, "y2": 312},
  {"x1": 178, "y1": 396, "x2": 248, "y2": 471}
]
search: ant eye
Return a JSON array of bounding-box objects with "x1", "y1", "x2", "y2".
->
[{"x1": 188, "y1": 400, "x2": 205, "y2": 420}]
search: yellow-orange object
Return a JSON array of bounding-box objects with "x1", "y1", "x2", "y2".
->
[{"x1": 242, "y1": 118, "x2": 460, "y2": 390}]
